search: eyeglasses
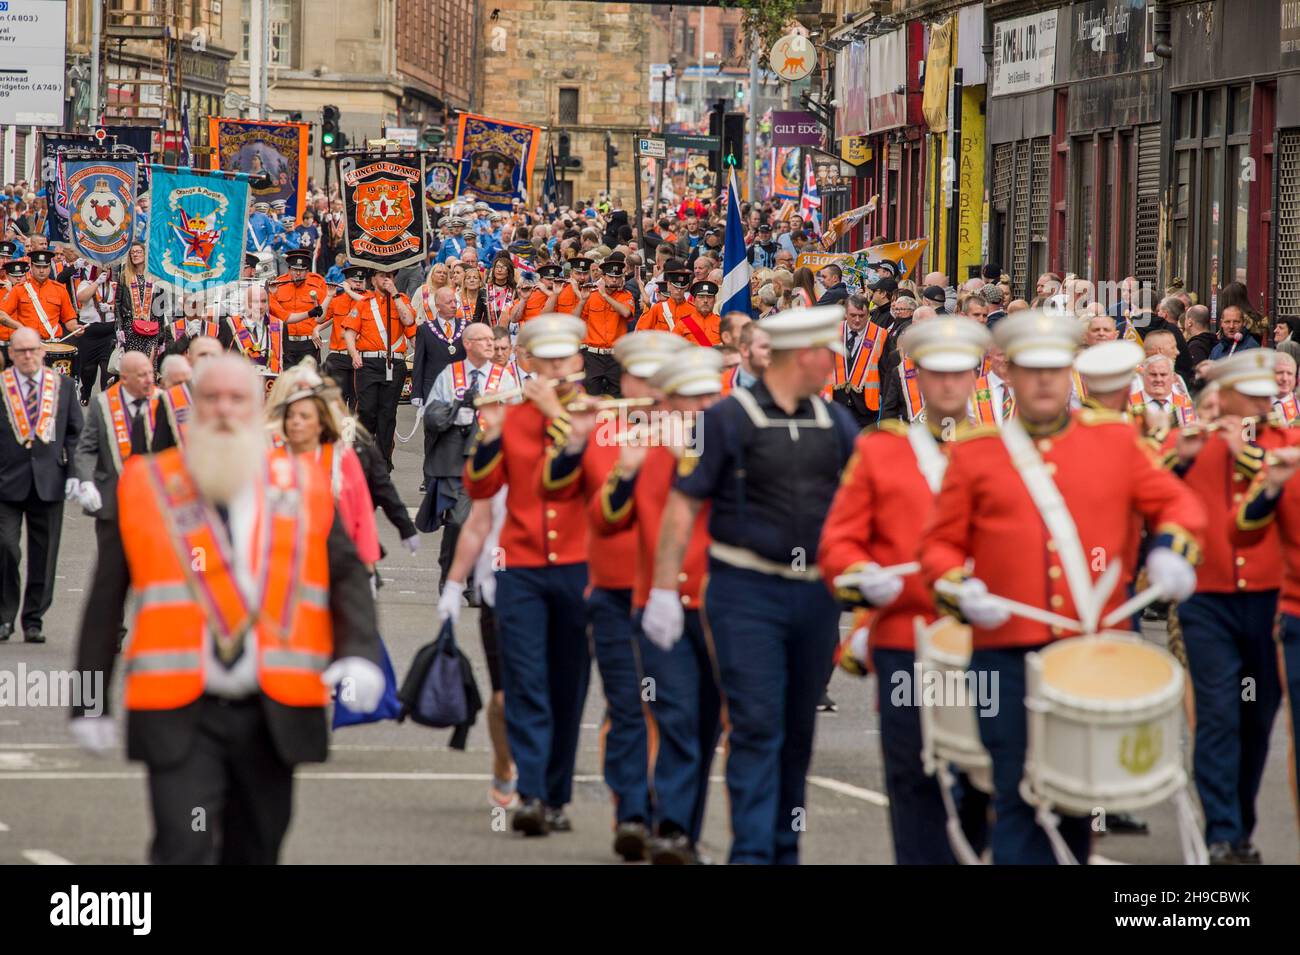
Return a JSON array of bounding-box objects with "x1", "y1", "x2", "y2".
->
[{"x1": 11, "y1": 347, "x2": 42, "y2": 355}]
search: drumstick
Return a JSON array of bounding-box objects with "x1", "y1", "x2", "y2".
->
[
  {"x1": 935, "y1": 581, "x2": 1083, "y2": 633},
  {"x1": 1099, "y1": 585, "x2": 1165, "y2": 630},
  {"x1": 832, "y1": 562, "x2": 920, "y2": 590}
]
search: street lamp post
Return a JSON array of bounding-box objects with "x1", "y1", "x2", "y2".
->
[{"x1": 653, "y1": 56, "x2": 677, "y2": 219}]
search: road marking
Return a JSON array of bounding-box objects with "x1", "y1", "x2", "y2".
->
[
  {"x1": 398, "y1": 590, "x2": 417, "y2": 595},
  {"x1": 67, "y1": 588, "x2": 83, "y2": 593},
  {"x1": 807, "y1": 775, "x2": 890, "y2": 807},
  {"x1": 1089, "y1": 854, "x2": 1128, "y2": 865},
  {"x1": 22, "y1": 849, "x2": 73, "y2": 865},
  {"x1": 0, "y1": 743, "x2": 80, "y2": 749},
  {"x1": 0, "y1": 820, "x2": 9, "y2": 832}
]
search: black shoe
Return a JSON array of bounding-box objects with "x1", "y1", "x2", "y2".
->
[
  {"x1": 1106, "y1": 811, "x2": 1149, "y2": 835},
  {"x1": 817, "y1": 692, "x2": 837, "y2": 713},
  {"x1": 511, "y1": 798, "x2": 549, "y2": 837},
  {"x1": 1233, "y1": 842, "x2": 1262, "y2": 864},
  {"x1": 648, "y1": 832, "x2": 696, "y2": 865},
  {"x1": 0, "y1": 622, "x2": 12, "y2": 642},
  {"x1": 419, "y1": 480, "x2": 427, "y2": 494},
  {"x1": 545, "y1": 806, "x2": 572, "y2": 832},
  {"x1": 465, "y1": 589, "x2": 481, "y2": 608},
  {"x1": 23, "y1": 628, "x2": 44, "y2": 644},
  {"x1": 1208, "y1": 841, "x2": 1237, "y2": 865},
  {"x1": 613, "y1": 821, "x2": 649, "y2": 862}
]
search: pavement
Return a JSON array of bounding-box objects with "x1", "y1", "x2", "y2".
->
[{"x1": 1, "y1": 403, "x2": 1298, "y2": 865}]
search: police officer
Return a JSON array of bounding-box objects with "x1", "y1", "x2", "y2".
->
[{"x1": 645, "y1": 305, "x2": 860, "y2": 864}]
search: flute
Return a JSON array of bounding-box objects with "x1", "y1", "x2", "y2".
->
[
  {"x1": 1179, "y1": 415, "x2": 1262, "y2": 437},
  {"x1": 473, "y1": 371, "x2": 586, "y2": 407}
]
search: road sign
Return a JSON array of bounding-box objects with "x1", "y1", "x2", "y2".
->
[
  {"x1": 664, "y1": 133, "x2": 720, "y2": 152},
  {"x1": 0, "y1": 1, "x2": 68, "y2": 126},
  {"x1": 384, "y1": 127, "x2": 419, "y2": 147},
  {"x1": 638, "y1": 138, "x2": 666, "y2": 159}
]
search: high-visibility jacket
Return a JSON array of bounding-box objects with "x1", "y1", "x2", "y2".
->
[{"x1": 118, "y1": 447, "x2": 336, "y2": 711}]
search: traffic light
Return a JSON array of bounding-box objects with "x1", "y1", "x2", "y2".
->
[
  {"x1": 321, "y1": 105, "x2": 340, "y2": 148},
  {"x1": 708, "y1": 100, "x2": 726, "y2": 173},
  {"x1": 605, "y1": 135, "x2": 619, "y2": 170},
  {"x1": 557, "y1": 132, "x2": 580, "y2": 169},
  {"x1": 722, "y1": 112, "x2": 746, "y2": 171}
]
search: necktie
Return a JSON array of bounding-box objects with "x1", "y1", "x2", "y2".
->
[
  {"x1": 469, "y1": 369, "x2": 481, "y2": 390},
  {"x1": 23, "y1": 376, "x2": 38, "y2": 422},
  {"x1": 1000, "y1": 385, "x2": 1015, "y2": 422}
]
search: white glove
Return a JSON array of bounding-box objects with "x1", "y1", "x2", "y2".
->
[
  {"x1": 69, "y1": 716, "x2": 117, "y2": 756},
  {"x1": 847, "y1": 563, "x2": 905, "y2": 608},
  {"x1": 1145, "y1": 547, "x2": 1197, "y2": 603},
  {"x1": 77, "y1": 481, "x2": 102, "y2": 513},
  {"x1": 438, "y1": 579, "x2": 465, "y2": 623},
  {"x1": 401, "y1": 534, "x2": 420, "y2": 555},
  {"x1": 642, "y1": 588, "x2": 685, "y2": 651},
  {"x1": 64, "y1": 477, "x2": 80, "y2": 501},
  {"x1": 116, "y1": 329, "x2": 126, "y2": 345},
  {"x1": 955, "y1": 578, "x2": 1012, "y2": 630},
  {"x1": 411, "y1": 397, "x2": 423, "y2": 410},
  {"x1": 322, "y1": 657, "x2": 386, "y2": 714}
]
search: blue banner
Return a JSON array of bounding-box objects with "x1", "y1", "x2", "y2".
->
[
  {"x1": 65, "y1": 159, "x2": 137, "y2": 268},
  {"x1": 146, "y1": 165, "x2": 250, "y2": 293}
]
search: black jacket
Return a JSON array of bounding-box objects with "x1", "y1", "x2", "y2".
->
[
  {"x1": 355, "y1": 433, "x2": 416, "y2": 540},
  {"x1": 0, "y1": 370, "x2": 82, "y2": 503},
  {"x1": 72, "y1": 389, "x2": 148, "y2": 521},
  {"x1": 1137, "y1": 317, "x2": 1194, "y2": 380},
  {"x1": 1186, "y1": 331, "x2": 1218, "y2": 368},
  {"x1": 411, "y1": 322, "x2": 466, "y2": 407},
  {"x1": 816, "y1": 284, "x2": 850, "y2": 307},
  {"x1": 878, "y1": 317, "x2": 914, "y2": 421}
]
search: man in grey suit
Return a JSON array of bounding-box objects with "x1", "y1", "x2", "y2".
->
[
  {"x1": 71, "y1": 350, "x2": 155, "y2": 657},
  {"x1": 414, "y1": 322, "x2": 515, "y2": 589}
]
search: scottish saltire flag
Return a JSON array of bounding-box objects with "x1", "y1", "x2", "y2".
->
[
  {"x1": 146, "y1": 165, "x2": 250, "y2": 294},
  {"x1": 799, "y1": 152, "x2": 821, "y2": 232},
  {"x1": 542, "y1": 142, "x2": 558, "y2": 207},
  {"x1": 720, "y1": 167, "x2": 753, "y2": 318},
  {"x1": 65, "y1": 159, "x2": 137, "y2": 268}
]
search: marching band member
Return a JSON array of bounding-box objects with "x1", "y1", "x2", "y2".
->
[
  {"x1": 555, "y1": 257, "x2": 595, "y2": 315},
  {"x1": 464, "y1": 314, "x2": 597, "y2": 836},
  {"x1": 521, "y1": 263, "x2": 564, "y2": 324},
  {"x1": 921, "y1": 309, "x2": 1204, "y2": 864},
  {"x1": 0, "y1": 248, "x2": 82, "y2": 341},
  {"x1": 270, "y1": 249, "x2": 334, "y2": 369},
  {"x1": 1274, "y1": 351, "x2": 1299, "y2": 425},
  {"x1": 71, "y1": 351, "x2": 155, "y2": 657},
  {"x1": 323, "y1": 265, "x2": 369, "y2": 410},
  {"x1": 339, "y1": 270, "x2": 416, "y2": 468},
  {"x1": 648, "y1": 306, "x2": 860, "y2": 864},
  {"x1": 635, "y1": 262, "x2": 700, "y2": 334},
  {"x1": 73, "y1": 265, "x2": 119, "y2": 405},
  {"x1": 0, "y1": 329, "x2": 83, "y2": 644},
  {"x1": 594, "y1": 346, "x2": 723, "y2": 864},
  {"x1": 820, "y1": 316, "x2": 993, "y2": 864},
  {"x1": 675, "y1": 280, "x2": 720, "y2": 347},
  {"x1": 417, "y1": 322, "x2": 516, "y2": 588},
  {"x1": 579, "y1": 252, "x2": 634, "y2": 396},
  {"x1": 545, "y1": 331, "x2": 689, "y2": 861},
  {"x1": 1170, "y1": 349, "x2": 1293, "y2": 864}
]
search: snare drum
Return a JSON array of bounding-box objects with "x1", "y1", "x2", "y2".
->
[
  {"x1": 1024, "y1": 633, "x2": 1185, "y2": 815},
  {"x1": 43, "y1": 340, "x2": 78, "y2": 378},
  {"x1": 916, "y1": 617, "x2": 993, "y2": 794}
]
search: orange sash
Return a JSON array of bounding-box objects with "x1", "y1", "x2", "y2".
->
[
  {"x1": 833, "y1": 321, "x2": 888, "y2": 409},
  {"x1": 677, "y1": 310, "x2": 712, "y2": 347},
  {"x1": 721, "y1": 365, "x2": 741, "y2": 396},
  {"x1": 164, "y1": 383, "x2": 194, "y2": 448},
  {"x1": 101, "y1": 382, "x2": 135, "y2": 474},
  {"x1": 900, "y1": 358, "x2": 924, "y2": 421},
  {"x1": 1, "y1": 368, "x2": 57, "y2": 447},
  {"x1": 1276, "y1": 393, "x2": 1300, "y2": 425},
  {"x1": 451, "y1": 361, "x2": 505, "y2": 399},
  {"x1": 143, "y1": 451, "x2": 308, "y2": 661},
  {"x1": 970, "y1": 376, "x2": 996, "y2": 425}
]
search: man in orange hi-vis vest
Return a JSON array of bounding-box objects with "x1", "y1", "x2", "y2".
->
[{"x1": 70, "y1": 353, "x2": 383, "y2": 864}]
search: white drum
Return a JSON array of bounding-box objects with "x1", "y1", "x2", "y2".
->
[
  {"x1": 1024, "y1": 633, "x2": 1185, "y2": 816},
  {"x1": 916, "y1": 617, "x2": 993, "y2": 794}
]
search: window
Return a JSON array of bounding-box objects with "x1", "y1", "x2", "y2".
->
[
  {"x1": 722, "y1": 26, "x2": 736, "y2": 57},
  {"x1": 241, "y1": 0, "x2": 295, "y2": 69},
  {"x1": 558, "y1": 88, "x2": 579, "y2": 125}
]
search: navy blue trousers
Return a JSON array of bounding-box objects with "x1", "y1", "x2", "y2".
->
[
  {"x1": 875, "y1": 647, "x2": 989, "y2": 864},
  {"x1": 1281, "y1": 614, "x2": 1300, "y2": 828},
  {"x1": 970, "y1": 646, "x2": 1091, "y2": 864},
  {"x1": 637, "y1": 608, "x2": 722, "y2": 842},
  {"x1": 703, "y1": 562, "x2": 840, "y2": 865},
  {"x1": 1180, "y1": 591, "x2": 1282, "y2": 846},
  {"x1": 587, "y1": 587, "x2": 651, "y2": 823},
  {"x1": 494, "y1": 564, "x2": 592, "y2": 808}
]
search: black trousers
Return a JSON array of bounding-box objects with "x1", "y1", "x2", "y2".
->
[
  {"x1": 583, "y1": 350, "x2": 622, "y2": 397},
  {"x1": 78, "y1": 324, "x2": 117, "y2": 403},
  {"x1": 0, "y1": 491, "x2": 63, "y2": 631},
  {"x1": 284, "y1": 340, "x2": 318, "y2": 369},
  {"x1": 375, "y1": 359, "x2": 408, "y2": 469},
  {"x1": 78, "y1": 518, "x2": 129, "y2": 655},
  {"x1": 324, "y1": 353, "x2": 357, "y2": 410},
  {"x1": 354, "y1": 357, "x2": 390, "y2": 442},
  {"x1": 146, "y1": 696, "x2": 294, "y2": 864}
]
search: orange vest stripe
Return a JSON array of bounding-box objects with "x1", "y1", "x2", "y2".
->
[
  {"x1": 900, "y1": 358, "x2": 924, "y2": 420},
  {"x1": 970, "y1": 376, "x2": 995, "y2": 425}
]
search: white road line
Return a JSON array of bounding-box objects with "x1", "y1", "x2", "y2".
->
[
  {"x1": 0, "y1": 743, "x2": 80, "y2": 750},
  {"x1": 22, "y1": 849, "x2": 73, "y2": 865},
  {"x1": 67, "y1": 588, "x2": 83, "y2": 593},
  {"x1": 807, "y1": 775, "x2": 890, "y2": 807},
  {"x1": 0, "y1": 821, "x2": 10, "y2": 832},
  {"x1": 1089, "y1": 854, "x2": 1128, "y2": 865}
]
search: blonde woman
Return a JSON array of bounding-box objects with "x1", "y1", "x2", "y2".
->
[
  {"x1": 413, "y1": 262, "x2": 450, "y2": 326},
  {"x1": 458, "y1": 265, "x2": 486, "y2": 323},
  {"x1": 116, "y1": 242, "x2": 166, "y2": 362}
]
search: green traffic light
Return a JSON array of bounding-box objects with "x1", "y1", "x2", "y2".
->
[{"x1": 322, "y1": 132, "x2": 336, "y2": 145}]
